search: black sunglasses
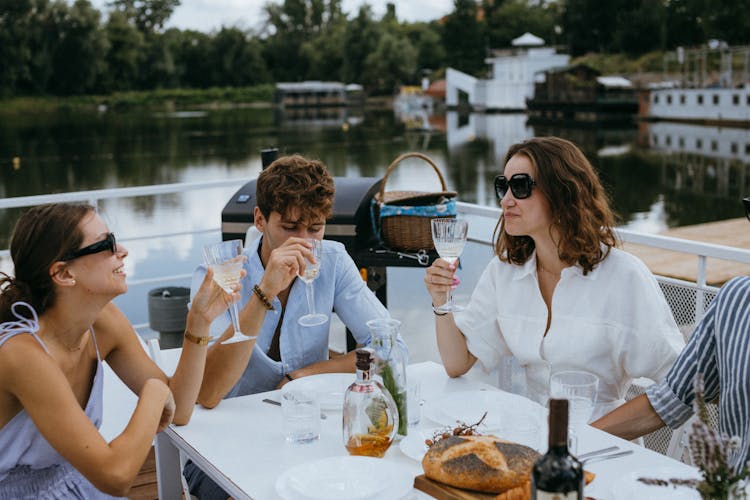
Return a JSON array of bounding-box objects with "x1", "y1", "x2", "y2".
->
[
  {"x1": 62, "y1": 233, "x2": 117, "y2": 261},
  {"x1": 494, "y1": 173, "x2": 537, "y2": 200},
  {"x1": 744, "y1": 197, "x2": 750, "y2": 222}
]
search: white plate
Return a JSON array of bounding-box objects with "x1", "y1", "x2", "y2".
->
[
  {"x1": 283, "y1": 373, "x2": 355, "y2": 411},
  {"x1": 399, "y1": 427, "x2": 440, "y2": 462},
  {"x1": 423, "y1": 389, "x2": 545, "y2": 432},
  {"x1": 610, "y1": 466, "x2": 702, "y2": 500},
  {"x1": 275, "y1": 456, "x2": 413, "y2": 500}
]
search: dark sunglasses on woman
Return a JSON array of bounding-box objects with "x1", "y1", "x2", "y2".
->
[
  {"x1": 494, "y1": 173, "x2": 536, "y2": 201},
  {"x1": 62, "y1": 233, "x2": 117, "y2": 261}
]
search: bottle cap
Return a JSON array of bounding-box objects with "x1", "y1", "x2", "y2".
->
[{"x1": 355, "y1": 348, "x2": 373, "y2": 371}]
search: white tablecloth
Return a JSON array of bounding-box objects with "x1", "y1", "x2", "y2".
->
[{"x1": 103, "y1": 349, "x2": 699, "y2": 499}]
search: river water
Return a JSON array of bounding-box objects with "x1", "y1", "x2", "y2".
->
[{"x1": 1, "y1": 107, "x2": 749, "y2": 326}]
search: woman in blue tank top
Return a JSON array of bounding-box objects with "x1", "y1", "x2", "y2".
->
[{"x1": 0, "y1": 203, "x2": 240, "y2": 499}]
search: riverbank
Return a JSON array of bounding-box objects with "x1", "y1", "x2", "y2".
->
[
  {"x1": 0, "y1": 86, "x2": 397, "y2": 115},
  {"x1": 0, "y1": 85, "x2": 276, "y2": 115}
]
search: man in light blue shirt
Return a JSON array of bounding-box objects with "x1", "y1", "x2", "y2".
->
[{"x1": 184, "y1": 154, "x2": 402, "y2": 500}]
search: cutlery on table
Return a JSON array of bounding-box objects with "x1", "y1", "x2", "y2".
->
[
  {"x1": 581, "y1": 449, "x2": 634, "y2": 465},
  {"x1": 262, "y1": 398, "x2": 327, "y2": 420},
  {"x1": 577, "y1": 446, "x2": 620, "y2": 461}
]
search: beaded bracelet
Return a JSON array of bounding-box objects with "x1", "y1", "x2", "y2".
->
[
  {"x1": 253, "y1": 284, "x2": 274, "y2": 311},
  {"x1": 184, "y1": 329, "x2": 212, "y2": 346}
]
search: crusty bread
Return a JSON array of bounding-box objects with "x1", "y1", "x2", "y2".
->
[{"x1": 421, "y1": 435, "x2": 540, "y2": 494}]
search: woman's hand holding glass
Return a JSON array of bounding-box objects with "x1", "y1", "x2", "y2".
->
[
  {"x1": 203, "y1": 239, "x2": 253, "y2": 344},
  {"x1": 189, "y1": 264, "x2": 245, "y2": 331},
  {"x1": 427, "y1": 218, "x2": 469, "y2": 313}
]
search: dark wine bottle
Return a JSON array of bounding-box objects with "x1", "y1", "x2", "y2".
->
[{"x1": 531, "y1": 398, "x2": 584, "y2": 499}]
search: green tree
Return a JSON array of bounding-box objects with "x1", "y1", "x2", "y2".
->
[
  {"x1": 169, "y1": 28, "x2": 212, "y2": 88},
  {"x1": 442, "y1": 0, "x2": 486, "y2": 76},
  {"x1": 342, "y1": 5, "x2": 381, "y2": 84},
  {"x1": 0, "y1": 0, "x2": 36, "y2": 96},
  {"x1": 210, "y1": 28, "x2": 270, "y2": 86},
  {"x1": 108, "y1": 0, "x2": 180, "y2": 33},
  {"x1": 664, "y1": 0, "x2": 704, "y2": 48},
  {"x1": 50, "y1": 0, "x2": 107, "y2": 95},
  {"x1": 261, "y1": 0, "x2": 344, "y2": 81},
  {"x1": 102, "y1": 10, "x2": 144, "y2": 91},
  {"x1": 363, "y1": 32, "x2": 418, "y2": 92},
  {"x1": 404, "y1": 22, "x2": 445, "y2": 73},
  {"x1": 611, "y1": 0, "x2": 666, "y2": 55},
  {"x1": 485, "y1": 0, "x2": 557, "y2": 49}
]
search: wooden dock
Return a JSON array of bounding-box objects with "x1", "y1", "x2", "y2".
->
[{"x1": 623, "y1": 217, "x2": 750, "y2": 286}]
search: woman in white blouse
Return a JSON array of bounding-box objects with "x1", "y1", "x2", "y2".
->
[{"x1": 425, "y1": 136, "x2": 684, "y2": 419}]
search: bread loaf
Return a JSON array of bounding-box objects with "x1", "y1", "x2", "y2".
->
[{"x1": 421, "y1": 435, "x2": 540, "y2": 494}]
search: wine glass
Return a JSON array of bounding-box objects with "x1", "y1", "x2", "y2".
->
[
  {"x1": 430, "y1": 218, "x2": 469, "y2": 313},
  {"x1": 203, "y1": 239, "x2": 254, "y2": 344},
  {"x1": 549, "y1": 371, "x2": 599, "y2": 455},
  {"x1": 298, "y1": 238, "x2": 328, "y2": 327}
]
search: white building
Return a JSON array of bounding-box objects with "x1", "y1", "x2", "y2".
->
[
  {"x1": 446, "y1": 32, "x2": 569, "y2": 111},
  {"x1": 647, "y1": 86, "x2": 750, "y2": 124}
]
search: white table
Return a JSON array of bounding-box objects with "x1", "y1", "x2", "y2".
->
[{"x1": 135, "y1": 350, "x2": 699, "y2": 499}]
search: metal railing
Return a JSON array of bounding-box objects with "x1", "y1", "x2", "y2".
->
[{"x1": 1, "y1": 184, "x2": 748, "y2": 330}]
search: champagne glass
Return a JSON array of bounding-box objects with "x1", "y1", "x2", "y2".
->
[
  {"x1": 549, "y1": 371, "x2": 599, "y2": 454},
  {"x1": 298, "y1": 238, "x2": 328, "y2": 327},
  {"x1": 203, "y1": 239, "x2": 254, "y2": 344},
  {"x1": 431, "y1": 218, "x2": 469, "y2": 313}
]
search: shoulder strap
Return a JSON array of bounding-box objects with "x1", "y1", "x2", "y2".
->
[{"x1": 0, "y1": 302, "x2": 48, "y2": 353}]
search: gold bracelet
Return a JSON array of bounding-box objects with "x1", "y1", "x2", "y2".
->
[
  {"x1": 184, "y1": 329, "x2": 212, "y2": 346},
  {"x1": 253, "y1": 284, "x2": 274, "y2": 311}
]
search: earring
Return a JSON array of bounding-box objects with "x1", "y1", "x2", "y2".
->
[{"x1": 71, "y1": 279, "x2": 76, "y2": 286}]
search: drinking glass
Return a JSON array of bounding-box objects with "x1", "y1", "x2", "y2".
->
[
  {"x1": 298, "y1": 238, "x2": 328, "y2": 327},
  {"x1": 431, "y1": 218, "x2": 469, "y2": 313},
  {"x1": 203, "y1": 239, "x2": 254, "y2": 344},
  {"x1": 549, "y1": 371, "x2": 599, "y2": 455},
  {"x1": 281, "y1": 389, "x2": 321, "y2": 444}
]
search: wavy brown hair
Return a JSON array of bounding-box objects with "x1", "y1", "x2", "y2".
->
[
  {"x1": 493, "y1": 137, "x2": 617, "y2": 274},
  {"x1": 0, "y1": 203, "x2": 94, "y2": 322},
  {"x1": 256, "y1": 154, "x2": 335, "y2": 224}
]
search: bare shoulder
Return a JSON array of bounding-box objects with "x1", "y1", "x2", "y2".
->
[
  {"x1": 0, "y1": 333, "x2": 59, "y2": 391},
  {"x1": 92, "y1": 302, "x2": 137, "y2": 356}
]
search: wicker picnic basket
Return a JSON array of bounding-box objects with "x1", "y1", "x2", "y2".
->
[{"x1": 373, "y1": 152, "x2": 456, "y2": 252}]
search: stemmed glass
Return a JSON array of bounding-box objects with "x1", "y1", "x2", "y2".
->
[
  {"x1": 298, "y1": 238, "x2": 328, "y2": 327},
  {"x1": 203, "y1": 239, "x2": 254, "y2": 344},
  {"x1": 549, "y1": 371, "x2": 599, "y2": 455},
  {"x1": 431, "y1": 218, "x2": 469, "y2": 313}
]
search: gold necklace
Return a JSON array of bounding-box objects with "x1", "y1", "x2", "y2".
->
[{"x1": 52, "y1": 332, "x2": 87, "y2": 352}]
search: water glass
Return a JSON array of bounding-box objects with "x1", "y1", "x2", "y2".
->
[
  {"x1": 281, "y1": 389, "x2": 321, "y2": 444},
  {"x1": 407, "y1": 380, "x2": 422, "y2": 428},
  {"x1": 549, "y1": 371, "x2": 599, "y2": 454}
]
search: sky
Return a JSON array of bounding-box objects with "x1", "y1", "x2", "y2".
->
[{"x1": 88, "y1": 0, "x2": 455, "y2": 33}]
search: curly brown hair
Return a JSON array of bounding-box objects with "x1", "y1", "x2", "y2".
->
[
  {"x1": 256, "y1": 154, "x2": 335, "y2": 224},
  {"x1": 493, "y1": 137, "x2": 617, "y2": 274}
]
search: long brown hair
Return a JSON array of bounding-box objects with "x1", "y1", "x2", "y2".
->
[
  {"x1": 0, "y1": 203, "x2": 94, "y2": 322},
  {"x1": 493, "y1": 137, "x2": 617, "y2": 274}
]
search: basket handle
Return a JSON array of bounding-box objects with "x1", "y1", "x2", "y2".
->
[{"x1": 378, "y1": 152, "x2": 448, "y2": 201}]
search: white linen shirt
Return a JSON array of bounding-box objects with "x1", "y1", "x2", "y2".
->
[{"x1": 454, "y1": 247, "x2": 685, "y2": 420}]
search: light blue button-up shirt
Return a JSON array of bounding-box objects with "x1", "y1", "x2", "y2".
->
[{"x1": 190, "y1": 236, "x2": 401, "y2": 397}]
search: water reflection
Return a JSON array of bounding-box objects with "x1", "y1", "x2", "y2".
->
[{"x1": 1, "y1": 108, "x2": 749, "y2": 245}]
